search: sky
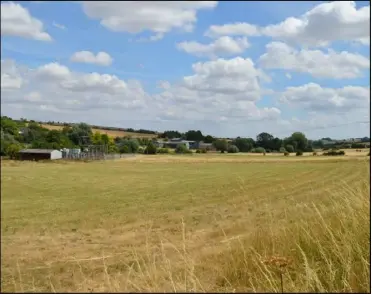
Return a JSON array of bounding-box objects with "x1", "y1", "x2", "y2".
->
[{"x1": 1, "y1": 1, "x2": 370, "y2": 139}]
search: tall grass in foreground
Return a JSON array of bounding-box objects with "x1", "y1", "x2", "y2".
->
[{"x1": 7, "y1": 180, "x2": 370, "y2": 293}]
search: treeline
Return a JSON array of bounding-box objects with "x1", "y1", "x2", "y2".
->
[
  {"x1": 1, "y1": 116, "x2": 161, "y2": 158},
  {"x1": 14, "y1": 119, "x2": 157, "y2": 135},
  {"x1": 1, "y1": 116, "x2": 370, "y2": 158}
]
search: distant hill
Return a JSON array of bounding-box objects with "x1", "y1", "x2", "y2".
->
[{"x1": 40, "y1": 124, "x2": 157, "y2": 139}]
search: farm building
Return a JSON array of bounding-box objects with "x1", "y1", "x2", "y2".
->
[{"x1": 18, "y1": 149, "x2": 63, "y2": 161}]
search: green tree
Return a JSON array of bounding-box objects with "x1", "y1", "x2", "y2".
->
[
  {"x1": 233, "y1": 137, "x2": 253, "y2": 152},
  {"x1": 204, "y1": 135, "x2": 214, "y2": 144},
  {"x1": 184, "y1": 130, "x2": 204, "y2": 141},
  {"x1": 175, "y1": 144, "x2": 188, "y2": 154},
  {"x1": 228, "y1": 145, "x2": 239, "y2": 153},
  {"x1": 286, "y1": 144, "x2": 294, "y2": 153},
  {"x1": 213, "y1": 139, "x2": 228, "y2": 153},
  {"x1": 256, "y1": 132, "x2": 274, "y2": 150},
  {"x1": 144, "y1": 142, "x2": 157, "y2": 154},
  {"x1": 5, "y1": 143, "x2": 21, "y2": 159}
]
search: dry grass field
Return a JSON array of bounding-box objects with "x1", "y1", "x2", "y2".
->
[
  {"x1": 40, "y1": 124, "x2": 157, "y2": 139},
  {"x1": 1, "y1": 154, "x2": 370, "y2": 292}
]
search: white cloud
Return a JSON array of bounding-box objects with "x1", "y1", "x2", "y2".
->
[
  {"x1": 70, "y1": 51, "x2": 113, "y2": 66},
  {"x1": 1, "y1": 60, "x2": 23, "y2": 90},
  {"x1": 1, "y1": 2, "x2": 52, "y2": 41},
  {"x1": 205, "y1": 22, "x2": 260, "y2": 38},
  {"x1": 177, "y1": 36, "x2": 250, "y2": 58},
  {"x1": 279, "y1": 83, "x2": 370, "y2": 112},
  {"x1": 153, "y1": 57, "x2": 280, "y2": 122},
  {"x1": 1, "y1": 60, "x2": 150, "y2": 113},
  {"x1": 259, "y1": 42, "x2": 370, "y2": 79},
  {"x1": 81, "y1": 1, "x2": 217, "y2": 40},
  {"x1": 262, "y1": 1, "x2": 370, "y2": 46},
  {"x1": 52, "y1": 22, "x2": 66, "y2": 30},
  {"x1": 285, "y1": 73, "x2": 292, "y2": 80}
]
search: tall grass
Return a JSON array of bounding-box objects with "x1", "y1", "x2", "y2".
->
[{"x1": 7, "y1": 179, "x2": 369, "y2": 292}]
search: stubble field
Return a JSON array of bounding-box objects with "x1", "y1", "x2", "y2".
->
[{"x1": 1, "y1": 154, "x2": 370, "y2": 292}]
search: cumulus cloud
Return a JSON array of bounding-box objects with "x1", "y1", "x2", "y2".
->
[
  {"x1": 204, "y1": 2, "x2": 369, "y2": 46},
  {"x1": 262, "y1": 1, "x2": 370, "y2": 46},
  {"x1": 70, "y1": 51, "x2": 113, "y2": 66},
  {"x1": 1, "y1": 59, "x2": 149, "y2": 113},
  {"x1": 259, "y1": 42, "x2": 370, "y2": 79},
  {"x1": 153, "y1": 57, "x2": 280, "y2": 122},
  {"x1": 1, "y1": 2, "x2": 52, "y2": 41},
  {"x1": 279, "y1": 83, "x2": 370, "y2": 112},
  {"x1": 81, "y1": 1, "x2": 217, "y2": 40},
  {"x1": 204, "y1": 22, "x2": 260, "y2": 38},
  {"x1": 177, "y1": 36, "x2": 250, "y2": 58},
  {"x1": 1, "y1": 60, "x2": 23, "y2": 90}
]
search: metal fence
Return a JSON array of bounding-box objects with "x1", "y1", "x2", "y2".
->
[{"x1": 62, "y1": 152, "x2": 135, "y2": 161}]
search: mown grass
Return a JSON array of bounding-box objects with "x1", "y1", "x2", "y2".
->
[{"x1": 1, "y1": 156, "x2": 370, "y2": 292}]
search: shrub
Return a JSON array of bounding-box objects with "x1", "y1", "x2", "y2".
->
[
  {"x1": 286, "y1": 144, "x2": 294, "y2": 153},
  {"x1": 252, "y1": 147, "x2": 266, "y2": 153},
  {"x1": 296, "y1": 151, "x2": 303, "y2": 156},
  {"x1": 323, "y1": 150, "x2": 345, "y2": 156},
  {"x1": 144, "y1": 142, "x2": 157, "y2": 154},
  {"x1": 313, "y1": 152, "x2": 317, "y2": 156},
  {"x1": 5, "y1": 143, "x2": 21, "y2": 159},
  {"x1": 284, "y1": 151, "x2": 289, "y2": 156},
  {"x1": 196, "y1": 149, "x2": 201, "y2": 153},
  {"x1": 228, "y1": 145, "x2": 239, "y2": 153},
  {"x1": 175, "y1": 144, "x2": 189, "y2": 154},
  {"x1": 201, "y1": 149, "x2": 207, "y2": 153},
  {"x1": 279, "y1": 147, "x2": 286, "y2": 153},
  {"x1": 120, "y1": 145, "x2": 130, "y2": 154},
  {"x1": 157, "y1": 148, "x2": 169, "y2": 154},
  {"x1": 137, "y1": 146, "x2": 145, "y2": 154}
]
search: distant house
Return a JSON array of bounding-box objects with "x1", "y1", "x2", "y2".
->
[{"x1": 18, "y1": 149, "x2": 62, "y2": 161}]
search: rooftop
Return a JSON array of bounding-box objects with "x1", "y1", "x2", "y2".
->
[{"x1": 19, "y1": 149, "x2": 58, "y2": 154}]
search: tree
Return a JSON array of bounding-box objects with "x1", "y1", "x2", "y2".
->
[
  {"x1": 204, "y1": 135, "x2": 214, "y2": 144},
  {"x1": 184, "y1": 130, "x2": 204, "y2": 141},
  {"x1": 144, "y1": 142, "x2": 157, "y2": 154},
  {"x1": 256, "y1": 132, "x2": 274, "y2": 150},
  {"x1": 213, "y1": 139, "x2": 228, "y2": 153},
  {"x1": 5, "y1": 143, "x2": 21, "y2": 159},
  {"x1": 232, "y1": 138, "x2": 253, "y2": 152},
  {"x1": 287, "y1": 132, "x2": 308, "y2": 151},
  {"x1": 228, "y1": 145, "x2": 239, "y2": 153},
  {"x1": 286, "y1": 144, "x2": 294, "y2": 153},
  {"x1": 66, "y1": 123, "x2": 93, "y2": 146}
]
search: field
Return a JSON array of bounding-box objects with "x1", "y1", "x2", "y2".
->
[
  {"x1": 1, "y1": 154, "x2": 370, "y2": 292},
  {"x1": 40, "y1": 124, "x2": 157, "y2": 139}
]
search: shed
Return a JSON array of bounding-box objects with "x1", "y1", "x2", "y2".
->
[{"x1": 18, "y1": 149, "x2": 63, "y2": 161}]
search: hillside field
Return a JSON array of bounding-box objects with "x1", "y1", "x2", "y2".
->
[
  {"x1": 1, "y1": 154, "x2": 370, "y2": 292},
  {"x1": 40, "y1": 124, "x2": 157, "y2": 139}
]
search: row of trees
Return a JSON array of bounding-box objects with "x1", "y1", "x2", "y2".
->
[{"x1": 1, "y1": 116, "x2": 370, "y2": 158}]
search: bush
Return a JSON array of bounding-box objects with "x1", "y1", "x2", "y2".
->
[
  {"x1": 252, "y1": 147, "x2": 266, "y2": 153},
  {"x1": 175, "y1": 144, "x2": 189, "y2": 154},
  {"x1": 196, "y1": 149, "x2": 201, "y2": 153},
  {"x1": 313, "y1": 152, "x2": 317, "y2": 156},
  {"x1": 137, "y1": 146, "x2": 145, "y2": 154},
  {"x1": 296, "y1": 151, "x2": 303, "y2": 156},
  {"x1": 144, "y1": 142, "x2": 157, "y2": 154},
  {"x1": 228, "y1": 145, "x2": 239, "y2": 153},
  {"x1": 323, "y1": 150, "x2": 345, "y2": 156},
  {"x1": 286, "y1": 145, "x2": 294, "y2": 153},
  {"x1": 279, "y1": 147, "x2": 286, "y2": 153},
  {"x1": 157, "y1": 148, "x2": 169, "y2": 154},
  {"x1": 120, "y1": 145, "x2": 130, "y2": 154},
  {"x1": 201, "y1": 149, "x2": 207, "y2": 153},
  {"x1": 284, "y1": 152, "x2": 289, "y2": 156},
  {"x1": 5, "y1": 143, "x2": 21, "y2": 159}
]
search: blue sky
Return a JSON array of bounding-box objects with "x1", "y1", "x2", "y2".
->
[{"x1": 1, "y1": 1, "x2": 370, "y2": 139}]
